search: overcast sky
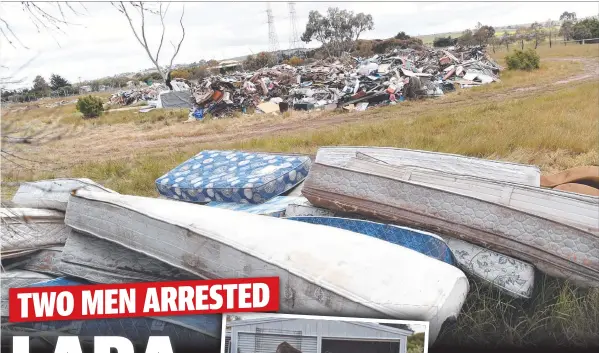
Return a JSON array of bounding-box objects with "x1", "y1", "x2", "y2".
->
[{"x1": 1, "y1": 1, "x2": 597, "y2": 89}]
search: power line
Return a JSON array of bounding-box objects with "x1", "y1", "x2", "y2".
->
[
  {"x1": 266, "y1": 2, "x2": 280, "y2": 53},
  {"x1": 288, "y1": 2, "x2": 303, "y2": 50}
]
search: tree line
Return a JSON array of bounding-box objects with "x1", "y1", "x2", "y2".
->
[{"x1": 432, "y1": 12, "x2": 599, "y2": 51}]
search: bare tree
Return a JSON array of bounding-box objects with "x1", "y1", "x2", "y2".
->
[
  {"x1": 0, "y1": 2, "x2": 86, "y2": 49},
  {"x1": 111, "y1": 2, "x2": 186, "y2": 86}
]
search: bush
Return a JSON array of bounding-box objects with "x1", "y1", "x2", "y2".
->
[
  {"x1": 76, "y1": 95, "x2": 104, "y2": 118},
  {"x1": 505, "y1": 48, "x2": 540, "y2": 71}
]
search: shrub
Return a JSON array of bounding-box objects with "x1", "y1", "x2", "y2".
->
[
  {"x1": 76, "y1": 95, "x2": 104, "y2": 118},
  {"x1": 505, "y1": 49, "x2": 541, "y2": 71}
]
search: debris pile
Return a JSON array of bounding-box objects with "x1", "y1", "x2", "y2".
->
[{"x1": 184, "y1": 46, "x2": 501, "y2": 119}]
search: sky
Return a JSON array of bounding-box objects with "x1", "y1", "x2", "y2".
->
[{"x1": 1, "y1": 1, "x2": 598, "y2": 89}]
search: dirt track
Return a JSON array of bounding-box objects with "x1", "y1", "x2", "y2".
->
[{"x1": 5, "y1": 57, "x2": 599, "y2": 173}]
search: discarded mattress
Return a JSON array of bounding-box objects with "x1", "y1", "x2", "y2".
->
[
  {"x1": 155, "y1": 150, "x2": 311, "y2": 204},
  {"x1": 0, "y1": 270, "x2": 54, "y2": 317},
  {"x1": 285, "y1": 197, "x2": 336, "y2": 217},
  {"x1": 59, "y1": 230, "x2": 197, "y2": 284},
  {"x1": 347, "y1": 155, "x2": 599, "y2": 233},
  {"x1": 11, "y1": 178, "x2": 116, "y2": 211},
  {"x1": 284, "y1": 180, "x2": 305, "y2": 197},
  {"x1": 1, "y1": 277, "x2": 221, "y2": 350},
  {"x1": 541, "y1": 166, "x2": 599, "y2": 188},
  {"x1": 443, "y1": 237, "x2": 535, "y2": 299},
  {"x1": 2, "y1": 246, "x2": 64, "y2": 277},
  {"x1": 0, "y1": 208, "x2": 70, "y2": 257},
  {"x1": 554, "y1": 183, "x2": 599, "y2": 197},
  {"x1": 206, "y1": 196, "x2": 303, "y2": 217},
  {"x1": 302, "y1": 161, "x2": 599, "y2": 288},
  {"x1": 287, "y1": 216, "x2": 455, "y2": 265},
  {"x1": 65, "y1": 190, "x2": 469, "y2": 343},
  {"x1": 314, "y1": 146, "x2": 541, "y2": 187}
]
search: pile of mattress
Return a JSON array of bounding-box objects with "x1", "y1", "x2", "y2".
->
[
  {"x1": 65, "y1": 189, "x2": 469, "y2": 343},
  {"x1": 5, "y1": 146, "x2": 597, "y2": 347},
  {"x1": 303, "y1": 148, "x2": 599, "y2": 288}
]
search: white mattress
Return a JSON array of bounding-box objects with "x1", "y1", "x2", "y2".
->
[
  {"x1": 60, "y1": 230, "x2": 197, "y2": 283},
  {"x1": 1, "y1": 207, "x2": 70, "y2": 254},
  {"x1": 347, "y1": 156, "x2": 599, "y2": 233},
  {"x1": 11, "y1": 178, "x2": 116, "y2": 211},
  {"x1": 315, "y1": 146, "x2": 542, "y2": 187},
  {"x1": 65, "y1": 190, "x2": 469, "y2": 343},
  {"x1": 443, "y1": 237, "x2": 535, "y2": 299},
  {"x1": 1, "y1": 270, "x2": 55, "y2": 317}
]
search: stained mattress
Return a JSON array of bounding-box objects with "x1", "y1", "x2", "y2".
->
[
  {"x1": 347, "y1": 155, "x2": 599, "y2": 233},
  {"x1": 1, "y1": 277, "x2": 221, "y2": 350},
  {"x1": 443, "y1": 237, "x2": 535, "y2": 299},
  {"x1": 302, "y1": 161, "x2": 599, "y2": 288},
  {"x1": 59, "y1": 230, "x2": 197, "y2": 283},
  {"x1": 155, "y1": 150, "x2": 311, "y2": 204},
  {"x1": 287, "y1": 216, "x2": 455, "y2": 265},
  {"x1": 0, "y1": 270, "x2": 55, "y2": 317},
  {"x1": 65, "y1": 190, "x2": 469, "y2": 343},
  {"x1": 315, "y1": 146, "x2": 541, "y2": 186},
  {"x1": 285, "y1": 197, "x2": 337, "y2": 217},
  {"x1": 1, "y1": 208, "x2": 69, "y2": 256},
  {"x1": 2, "y1": 246, "x2": 64, "y2": 276},
  {"x1": 11, "y1": 178, "x2": 116, "y2": 211},
  {"x1": 206, "y1": 196, "x2": 304, "y2": 217}
]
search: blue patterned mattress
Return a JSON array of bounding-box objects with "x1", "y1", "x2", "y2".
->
[
  {"x1": 3, "y1": 278, "x2": 221, "y2": 348},
  {"x1": 155, "y1": 150, "x2": 311, "y2": 204},
  {"x1": 287, "y1": 217, "x2": 456, "y2": 265},
  {"x1": 206, "y1": 196, "x2": 303, "y2": 217}
]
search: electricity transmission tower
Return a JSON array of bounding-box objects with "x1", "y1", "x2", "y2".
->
[
  {"x1": 266, "y1": 2, "x2": 280, "y2": 53},
  {"x1": 288, "y1": 2, "x2": 303, "y2": 50}
]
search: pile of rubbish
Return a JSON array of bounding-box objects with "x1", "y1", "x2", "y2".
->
[
  {"x1": 108, "y1": 80, "x2": 191, "y2": 107},
  {"x1": 186, "y1": 45, "x2": 501, "y2": 119},
  {"x1": 2, "y1": 148, "x2": 597, "y2": 349}
]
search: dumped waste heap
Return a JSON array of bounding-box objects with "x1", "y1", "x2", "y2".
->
[
  {"x1": 106, "y1": 46, "x2": 502, "y2": 118},
  {"x1": 186, "y1": 45, "x2": 501, "y2": 119}
]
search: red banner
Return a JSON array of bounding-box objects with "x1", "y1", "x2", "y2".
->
[{"x1": 9, "y1": 277, "x2": 279, "y2": 323}]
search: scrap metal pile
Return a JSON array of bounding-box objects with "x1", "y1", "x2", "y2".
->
[{"x1": 187, "y1": 45, "x2": 502, "y2": 118}]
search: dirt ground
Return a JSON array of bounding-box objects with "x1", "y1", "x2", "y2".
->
[{"x1": 2, "y1": 57, "x2": 598, "y2": 177}]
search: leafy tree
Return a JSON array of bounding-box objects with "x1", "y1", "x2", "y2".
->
[
  {"x1": 545, "y1": 19, "x2": 557, "y2": 47},
  {"x1": 559, "y1": 11, "x2": 577, "y2": 42},
  {"x1": 529, "y1": 22, "x2": 547, "y2": 49},
  {"x1": 32, "y1": 75, "x2": 50, "y2": 93},
  {"x1": 407, "y1": 332, "x2": 425, "y2": 353},
  {"x1": 474, "y1": 25, "x2": 495, "y2": 46},
  {"x1": 500, "y1": 31, "x2": 515, "y2": 50},
  {"x1": 50, "y1": 74, "x2": 70, "y2": 90},
  {"x1": 243, "y1": 52, "x2": 277, "y2": 70},
  {"x1": 394, "y1": 31, "x2": 411, "y2": 40},
  {"x1": 170, "y1": 69, "x2": 191, "y2": 80},
  {"x1": 457, "y1": 29, "x2": 475, "y2": 47},
  {"x1": 572, "y1": 18, "x2": 599, "y2": 41},
  {"x1": 207, "y1": 59, "x2": 219, "y2": 67},
  {"x1": 433, "y1": 36, "x2": 457, "y2": 48},
  {"x1": 301, "y1": 7, "x2": 374, "y2": 56},
  {"x1": 514, "y1": 26, "x2": 531, "y2": 50}
]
